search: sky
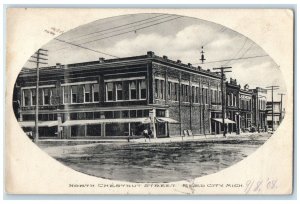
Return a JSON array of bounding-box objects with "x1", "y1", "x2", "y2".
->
[{"x1": 24, "y1": 13, "x2": 286, "y2": 103}]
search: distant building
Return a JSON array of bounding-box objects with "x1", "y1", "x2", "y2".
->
[
  {"x1": 225, "y1": 78, "x2": 240, "y2": 134},
  {"x1": 266, "y1": 101, "x2": 282, "y2": 131},
  {"x1": 13, "y1": 51, "x2": 224, "y2": 139},
  {"x1": 251, "y1": 87, "x2": 268, "y2": 132}
]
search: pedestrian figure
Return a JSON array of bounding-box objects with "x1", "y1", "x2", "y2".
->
[{"x1": 143, "y1": 129, "x2": 148, "y2": 142}]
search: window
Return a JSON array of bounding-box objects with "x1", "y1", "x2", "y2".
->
[
  {"x1": 174, "y1": 83, "x2": 178, "y2": 101},
  {"x1": 93, "y1": 84, "x2": 99, "y2": 102},
  {"x1": 156, "y1": 109, "x2": 165, "y2": 117},
  {"x1": 130, "y1": 110, "x2": 137, "y2": 118},
  {"x1": 140, "y1": 80, "x2": 147, "y2": 99},
  {"x1": 31, "y1": 89, "x2": 36, "y2": 106},
  {"x1": 196, "y1": 87, "x2": 199, "y2": 103},
  {"x1": 185, "y1": 85, "x2": 189, "y2": 102},
  {"x1": 23, "y1": 89, "x2": 31, "y2": 106},
  {"x1": 23, "y1": 114, "x2": 34, "y2": 121},
  {"x1": 85, "y1": 112, "x2": 93, "y2": 119},
  {"x1": 114, "y1": 111, "x2": 121, "y2": 118},
  {"x1": 137, "y1": 110, "x2": 143, "y2": 117},
  {"x1": 191, "y1": 86, "x2": 195, "y2": 103},
  {"x1": 116, "y1": 82, "x2": 123, "y2": 100},
  {"x1": 160, "y1": 80, "x2": 164, "y2": 99},
  {"x1": 86, "y1": 125, "x2": 101, "y2": 136},
  {"x1": 71, "y1": 86, "x2": 79, "y2": 103},
  {"x1": 155, "y1": 79, "x2": 159, "y2": 98},
  {"x1": 84, "y1": 84, "x2": 91, "y2": 103},
  {"x1": 104, "y1": 111, "x2": 113, "y2": 119},
  {"x1": 43, "y1": 88, "x2": 50, "y2": 105},
  {"x1": 168, "y1": 82, "x2": 171, "y2": 99},
  {"x1": 63, "y1": 86, "x2": 71, "y2": 104},
  {"x1": 106, "y1": 82, "x2": 113, "y2": 101},
  {"x1": 181, "y1": 84, "x2": 185, "y2": 101},
  {"x1": 122, "y1": 110, "x2": 129, "y2": 118},
  {"x1": 94, "y1": 112, "x2": 101, "y2": 119},
  {"x1": 70, "y1": 113, "x2": 78, "y2": 120},
  {"x1": 71, "y1": 125, "x2": 85, "y2": 137},
  {"x1": 129, "y1": 81, "x2": 137, "y2": 100}
]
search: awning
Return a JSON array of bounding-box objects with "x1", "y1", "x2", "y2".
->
[
  {"x1": 156, "y1": 117, "x2": 179, "y2": 124},
  {"x1": 19, "y1": 121, "x2": 58, "y2": 127},
  {"x1": 61, "y1": 117, "x2": 152, "y2": 127},
  {"x1": 212, "y1": 118, "x2": 236, "y2": 124}
]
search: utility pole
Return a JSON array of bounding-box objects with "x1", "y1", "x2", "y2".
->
[
  {"x1": 265, "y1": 86, "x2": 279, "y2": 132},
  {"x1": 213, "y1": 66, "x2": 232, "y2": 137},
  {"x1": 29, "y1": 49, "x2": 48, "y2": 142},
  {"x1": 278, "y1": 93, "x2": 285, "y2": 123}
]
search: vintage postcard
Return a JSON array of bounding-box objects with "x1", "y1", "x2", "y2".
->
[{"x1": 5, "y1": 8, "x2": 294, "y2": 195}]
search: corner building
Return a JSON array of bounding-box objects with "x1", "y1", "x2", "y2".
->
[{"x1": 14, "y1": 51, "x2": 223, "y2": 139}]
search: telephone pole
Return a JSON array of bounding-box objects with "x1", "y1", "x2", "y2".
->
[
  {"x1": 265, "y1": 86, "x2": 279, "y2": 132},
  {"x1": 29, "y1": 49, "x2": 48, "y2": 142},
  {"x1": 213, "y1": 66, "x2": 232, "y2": 137},
  {"x1": 278, "y1": 93, "x2": 285, "y2": 123}
]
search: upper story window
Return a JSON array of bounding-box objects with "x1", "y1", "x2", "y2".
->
[
  {"x1": 116, "y1": 82, "x2": 123, "y2": 100},
  {"x1": 174, "y1": 83, "x2": 179, "y2": 101},
  {"x1": 84, "y1": 84, "x2": 91, "y2": 103},
  {"x1": 106, "y1": 82, "x2": 114, "y2": 101},
  {"x1": 140, "y1": 80, "x2": 147, "y2": 99},
  {"x1": 92, "y1": 84, "x2": 99, "y2": 102},
  {"x1": 71, "y1": 85, "x2": 79, "y2": 104},
  {"x1": 43, "y1": 88, "x2": 51, "y2": 105},
  {"x1": 31, "y1": 89, "x2": 36, "y2": 106},
  {"x1": 63, "y1": 86, "x2": 71, "y2": 104},
  {"x1": 155, "y1": 79, "x2": 159, "y2": 98},
  {"x1": 160, "y1": 80, "x2": 164, "y2": 99},
  {"x1": 168, "y1": 82, "x2": 172, "y2": 100},
  {"x1": 129, "y1": 81, "x2": 137, "y2": 100},
  {"x1": 23, "y1": 89, "x2": 31, "y2": 106}
]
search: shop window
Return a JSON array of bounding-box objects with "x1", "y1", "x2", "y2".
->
[
  {"x1": 70, "y1": 113, "x2": 78, "y2": 120},
  {"x1": 39, "y1": 126, "x2": 57, "y2": 137},
  {"x1": 156, "y1": 109, "x2": 165, "y2": 117},
  {"x1": 130, "y1": 110, "x2": 137, "y2": 118},
  {"x1": 106, "y1": 82, "x2": 113, "y2": 101},
  {"x1": 116, "y1": 82, "x2": 123, "y2": 100},
  {"x1": 86, "y1": 112, "x2": 93, "y2": 119},
  {"x1": 86, "y1": 125, "x2": 101, "y2": 136},
  {"x1": 94, "y1": 112, "x2": 101, "y2": 119},
  {"x1": 23, "y1": 114, "x2": 34, "y2": 121},
  {"x1": 114, "y1": 111, "x2": 121, "y2": 118},
  {"x1": 140, "y1": 80, "x2": 147, "y2": 99},
  {"x1": 32, "y1": 89, "x2": 36, "y2": 106},
  {"x1": 104, "y1": 111, "x2": 113, "y2": 119},
  {"x1": 84, "y1": 84, "x2": 91, "y2": 103},
  {"x1": 143, "y1": 110, "x2": 149, "y2": 117},
  {"x1": 71, "y1": 125, "x2": 85, "y2": 137},
  {"x1": 130, "y1": 81, "x2": 137, "y2": 100},
  {"x1": 122, "y1": 110, "x2": 129, "y2": 118},
  {"x1": 137, "y1": 110, "x2": 143, "y2": 117},
  {"x1": 93, "y1": 84, "x2": 99, "y2": 102}
]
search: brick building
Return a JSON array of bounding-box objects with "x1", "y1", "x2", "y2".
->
[{"x1": 13, "y1": 51, "x2": 224, "y2": 139}]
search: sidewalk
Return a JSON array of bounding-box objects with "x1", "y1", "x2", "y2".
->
[{"x1": 37, "y1": 132, "x2": 271, "y2": 146}]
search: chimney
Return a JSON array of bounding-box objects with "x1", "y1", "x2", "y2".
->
[
  {"x1": 176, "y1": 60, "x2": 181, "y2": 64},
  {"x1": 147, "y1": 51, "x2": 155, "y2": 57},
  {"x1": 197, "y1": 66, "x2": 202, "y2": 71},
  {"x1": 163, "y1": 55, "x2": 168, "y2": 60},
  {"x1": 56, "y1": 63, "x2": 61, "y2": 69},
  {"x1": 188, "y1": 63, "x2": 192, "y2": 68},
  {"x1": 207, "y1": 69, "x2": 210, "y2": 72},
  {"x1": 99, "y1": 57, "x2": 105, "y2": 63}
]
